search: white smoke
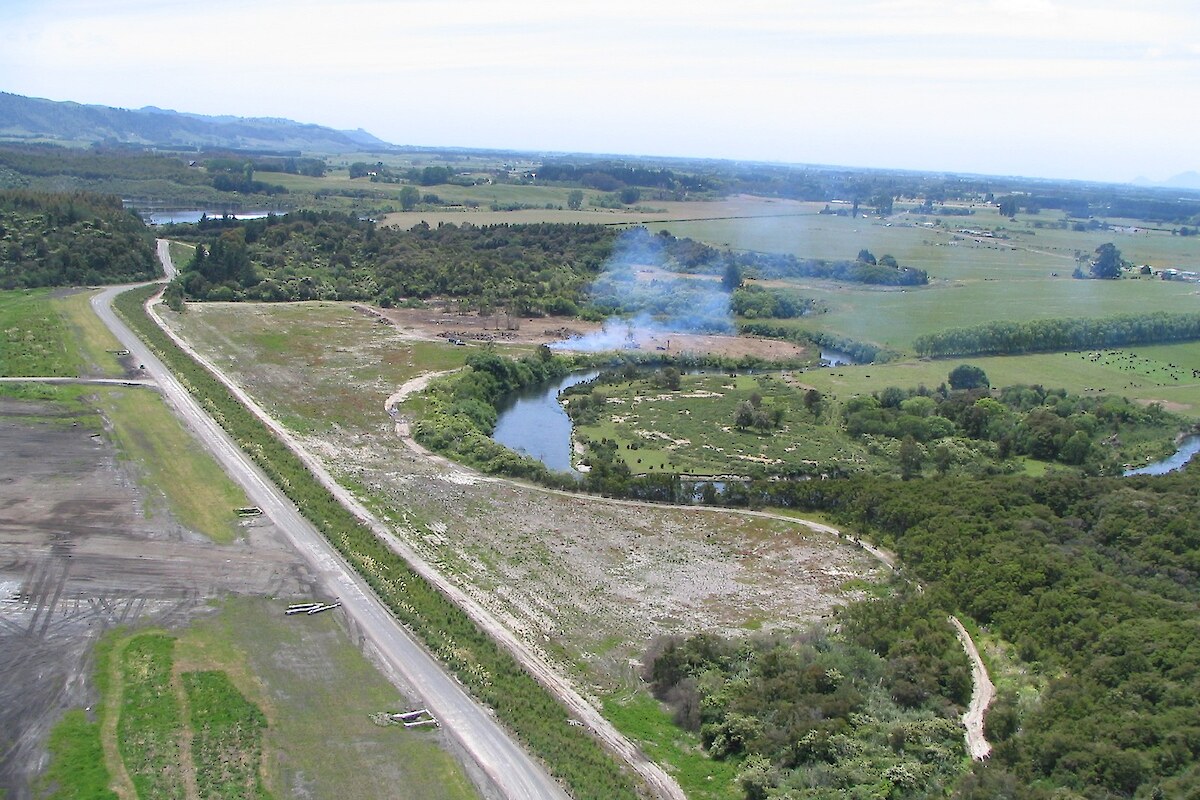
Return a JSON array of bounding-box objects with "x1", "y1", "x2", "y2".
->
[{"x1": 552, "y1": 229, "x2": 735, "y2": 352}]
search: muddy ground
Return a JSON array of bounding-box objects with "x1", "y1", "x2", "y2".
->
[{"x1": 0, "y1": 396, "x2": 313, "y2": 798}]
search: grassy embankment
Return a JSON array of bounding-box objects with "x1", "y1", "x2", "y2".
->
[
  {"x1": 114, "y1": 285, "x2": 641, "y2": 800},
  {"x1": 97, "y1": 388, "x2": 248, "y2": 543},
  {"x1": 55, "y1": 290, "x2": 127, "y2": 376}
]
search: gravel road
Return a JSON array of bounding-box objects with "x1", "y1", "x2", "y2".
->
[{"x1": 92, "y1": 262, "x2": 569, "y2": 799}]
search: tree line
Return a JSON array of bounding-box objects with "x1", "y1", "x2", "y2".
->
[{"x1": 913, "y1": 311, "x2": 1200, "y2": 357}]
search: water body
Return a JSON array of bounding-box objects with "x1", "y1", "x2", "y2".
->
[
  {"x1": 821, "y1": 349, "x2": 857, "y2": 367},
  {"x1": 1123, "y1": 435, "x2": 1200, "y2": 476},
  {"x1": 143, "y1": 210, "x2": 280, "y2": 225},
  {"x1": 491, "y1": 371, "x2": 599, "y2": 474}
]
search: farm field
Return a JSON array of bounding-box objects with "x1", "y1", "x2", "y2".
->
[
  {"x1": 799, "y1": 344, "x2": 1200, "y2": 418},
  {"x1": 379, "y1": 195, "x2": 823, "y2": 230},
  {"x1": 765, "y1": 274, "x2": 1200, "y2": 353}
]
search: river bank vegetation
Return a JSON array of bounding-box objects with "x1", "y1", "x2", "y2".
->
[{"x1": 412, "y1": 352, "x2": 1200, "y2": 797}]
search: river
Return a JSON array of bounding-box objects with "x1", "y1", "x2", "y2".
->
[
  {"x1": 1123, "y1": 435, "x2": 1200, "y2": 476},
  {"x1": 491, "y1": 371, "x2": 599, "y2": 474}
]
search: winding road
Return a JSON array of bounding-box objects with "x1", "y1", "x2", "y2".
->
[{"x1": 90, "y1": 244, "x2": 570, "y2": 800}]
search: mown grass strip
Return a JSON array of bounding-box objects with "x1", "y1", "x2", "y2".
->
[
  {"x1": 114, "y1": 286, "x2": 639, "y2": 800},
  {"x1": 183, "y1": 670, "x2": 272, "y2": 800},
  {"x1": 55, "y1": 289, "x2": 126, "y2": 376},
  {"x1": 0, "y1": 288, "x2": 80, "y2": 377},
  {"x1": 99, "y1": 388, "x2": 248, "y2": 543},
  {"x1": 118, "y1": 633, "x2": 186, "y2": 800}
]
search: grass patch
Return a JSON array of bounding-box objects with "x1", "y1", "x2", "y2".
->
[
  {"x1": 183, "y1": 671, "x2": 272, "y2": 800},
  {"x1": 54, "y1": 289, "x2": 126, "y2": 376},
  {"x1": 176, "y1": 598, "x2": 479, "y2": 800},
  {"x1": 602, "y1": 692, "x2": 740, "y2": 800},
  {"x1": 117, "y1": 633, "x2": 186, "y2": 800},
  {"x1": 97, "y1": 388, "x2": 247, "y2": 543},
  {"x1": 168, "y1": 240, "x2": 195, "y2": 271},
  {"x1": 36, "y1": 709, "x2": 118, "y2": 800},
  {"x1": 0, "y1": 288, "x2": 80, "y2": 377}
]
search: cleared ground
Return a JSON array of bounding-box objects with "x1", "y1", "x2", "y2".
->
[
  {"x1": 0, "y1": 384, "x2": 483, "y2": 800},
  {"x1": 162, "y1": 301, "x2": 882, "y2": 690}
]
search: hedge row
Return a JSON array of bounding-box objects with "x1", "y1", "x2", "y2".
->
[{"x1": 114, "y1": 286, "x2": 639, "y2": 800}]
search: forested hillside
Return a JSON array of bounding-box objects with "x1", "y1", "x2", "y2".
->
[
  {"x1": 0, "y1": 91, "x2": 390, "y2": 153},
  {"x1": 0, "y1": 190, "x2": 158, "y2": 288}
]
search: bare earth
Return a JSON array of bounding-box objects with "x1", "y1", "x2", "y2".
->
[
  {"x1": 367, "y1": 303, "x2": 809, "y2": 360},
  {"x1": 0, "y1": 396, "x2": 313, "y2": 799}
]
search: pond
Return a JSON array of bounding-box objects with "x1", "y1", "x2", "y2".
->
[
  {"x1": 1123, "y1": 434, "x2": 1200, "y2": 476},
  {"x1": 820, "y1": 348, "x2": 858, "y2": 367},
  {"x1": 491, "y1": 370, "x2": 599, "y2": 475}
]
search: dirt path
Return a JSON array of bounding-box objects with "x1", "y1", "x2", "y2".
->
[{"x1": 950, "y1": 616, "x2": 995, "y2": 760}]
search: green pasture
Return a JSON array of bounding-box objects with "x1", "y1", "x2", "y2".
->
[
  {"x1": 796, "y1": 342, "x2": 1200, "y2": 417},
  {"x1": 758, "y1": 274, "x2": 1200, "y2": 353},
  {"x1": 0, "y1": 289, "x2": 81, "y2": 376}
]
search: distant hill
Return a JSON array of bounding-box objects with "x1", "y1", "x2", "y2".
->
[
  {"x1": 0, "y1": 92, "x2": 394, "y2": 154},
  {"x1": 1162, "y1": 171, "x2": 1200, "y2": 191}
]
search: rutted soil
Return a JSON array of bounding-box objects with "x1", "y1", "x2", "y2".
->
[{"x1": 0, "y1": 397, "x2": 313, "y2": 799}]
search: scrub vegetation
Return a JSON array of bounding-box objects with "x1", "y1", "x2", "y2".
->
[{"x1": 0, "y1": 189, "x2": 158, "y2": 289}]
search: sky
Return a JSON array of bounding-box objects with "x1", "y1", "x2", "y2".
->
[{"x1": 2, "y1": 0, "x2": 1198, "y2": 184}]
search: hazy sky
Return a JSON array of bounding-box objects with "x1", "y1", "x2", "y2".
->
[{"x1": 2, "y1": 0, "x2": 1197, "y2": 183}]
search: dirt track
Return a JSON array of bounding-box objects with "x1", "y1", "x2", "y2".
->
[{"x1": 951, "y1": 616, "x2": 996, "y2": 760}]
